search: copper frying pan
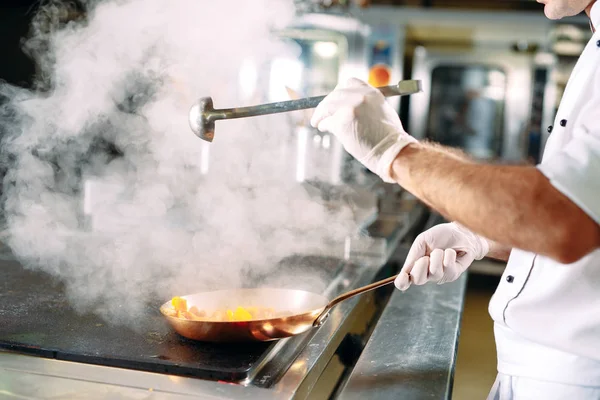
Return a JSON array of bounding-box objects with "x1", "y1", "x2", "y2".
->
[{"x1": 159, "y1": 274, "x2": 398, "y2": 342}]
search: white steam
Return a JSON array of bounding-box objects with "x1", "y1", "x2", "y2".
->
[{"x1": 0, "y1": 0, "x2": 362, "y2": 325}]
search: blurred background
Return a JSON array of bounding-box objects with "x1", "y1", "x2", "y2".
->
[{"x1": 0, "y1": 0, "x2": 591, "y2": 398}]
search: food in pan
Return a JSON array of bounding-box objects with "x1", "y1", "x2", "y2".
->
[
  {"x1": 165, "y1": 297, "x2": 291, "y2": 321},
  {"x1": 171, "y1": 296, "x2": 188, "y2": 312}
]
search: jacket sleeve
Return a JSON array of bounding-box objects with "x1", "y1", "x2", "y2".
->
[{"x1": 537, "y1": 69, "x2": 600, "y2": 225}]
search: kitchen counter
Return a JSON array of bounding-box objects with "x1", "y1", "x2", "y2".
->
[
  {"x1": 337, "y1": 248, "x2": 467, "y2": 400},
  {"x1": 0, "y1": 241, "x2": 393, "y2": 400},
  {"x1": 0, "y1": 269, "x2": 466, "y2": 400},
  {"x1": 0, "y1": 203, "x2": 468, "y2": 399}
]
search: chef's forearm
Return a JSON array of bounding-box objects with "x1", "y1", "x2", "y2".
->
[{"x1": 390, "y1": 142, "x2": 600, "y2": 264}]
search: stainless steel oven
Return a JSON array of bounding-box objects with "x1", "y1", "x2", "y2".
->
[{"x1": 409, "y1": 45, "x2": 536, "y2": 162}]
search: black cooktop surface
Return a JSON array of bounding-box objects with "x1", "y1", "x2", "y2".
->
[
  {"x1": 0, "y1": 244, "x2": 343, "y2": 382},
  {"x1": 0, "y1": 255, "x2": 278, "y2": 381}
]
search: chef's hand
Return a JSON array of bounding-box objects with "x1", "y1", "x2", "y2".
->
[
  {"x1": 394, "y1": 223, "x2": 490, "y2": 291},
  {"x1": 310, "y1": 78, "x2": 417, "y2": 183}
]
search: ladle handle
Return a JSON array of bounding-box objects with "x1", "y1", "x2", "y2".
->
[
  {"x1": 313, "y1": 274, "x2": 399, "y2": 327},
  {"x1": 210, "y1": 80, "x2": 422, "y2": 121}
]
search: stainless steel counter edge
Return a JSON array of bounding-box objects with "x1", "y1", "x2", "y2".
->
[{"x1": 337, "y1": 271, "x2": 467, "y2": 399}]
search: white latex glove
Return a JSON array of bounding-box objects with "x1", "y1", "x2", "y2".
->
[
  {"x1": 310, "y1": 78, "x2": 417, "y2": 183},
  {"x1": 394, "y1": 223, "x2": 490, "y2": 291}
]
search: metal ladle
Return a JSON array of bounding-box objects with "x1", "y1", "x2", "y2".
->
[{"x1": 188, "y1": 80, "x2": 422, "y2": 142}]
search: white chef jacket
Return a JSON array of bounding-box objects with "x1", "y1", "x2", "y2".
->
[{"x1": 488, "y1": 2, "x2": 600, "y2": 386}]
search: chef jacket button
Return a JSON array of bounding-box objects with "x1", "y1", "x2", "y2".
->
[
  {"x1": 547, "y1": 125, "x2": 553, "y2": 133},
  {"x1": 506, "y1": 275, "x2": 515, "y2": 283},
  {"x1": 560, "y1": 119, "x2": 567, "y2": 127},
  {"x1": 596, "y1": 40, "x2": 600, "y2": 47}
]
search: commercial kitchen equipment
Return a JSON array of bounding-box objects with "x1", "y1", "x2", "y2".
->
[
  {"x1": 0, "y1": 9, "x2": 467, "y2": 399},
  {"x1": 0, "y1": 205, "x2": 468, "y2": 400}
]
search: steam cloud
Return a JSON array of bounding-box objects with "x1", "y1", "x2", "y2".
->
[{"x1": 0, "y1": 0, "x2": 365, "y2": 325}]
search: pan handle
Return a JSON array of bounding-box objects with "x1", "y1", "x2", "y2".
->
[{"x1": 313, "y1": 273, "x2": 399, "y2": 327}]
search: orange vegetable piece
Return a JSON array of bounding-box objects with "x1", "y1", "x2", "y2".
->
[
  {"x1": 233, "y1": 306, "x2": 253, "y2": 321},
  {"x1": 171, "y1": 297, "x2": 187, "y2": 312}
]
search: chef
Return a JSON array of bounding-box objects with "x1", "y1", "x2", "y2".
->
[{"x1": 310, "y1": 0, "x2": 600, "y2": 397}]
